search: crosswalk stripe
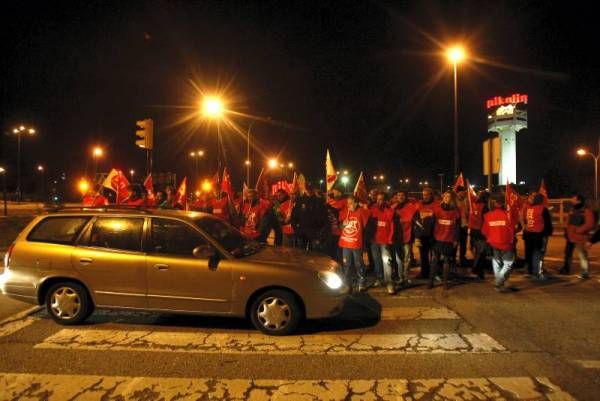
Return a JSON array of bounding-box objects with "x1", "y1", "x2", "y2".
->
[
  {"x1": 36, "y1": 328, "x2": 506, "y2": 354},
  {"x1": 573, "y1": 360, "x2": 600, "y2": 369},
  {"x1": 0, "y1": 373, "x2": 577, "y2": 400},
  {"x1": 342, "y1": 305, "x2": 461, "y2": 320},
  {"x1": 0, "y1": 306, "x2": 41, "y2": 339}
]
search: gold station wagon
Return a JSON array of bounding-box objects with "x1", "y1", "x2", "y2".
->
[{"x1": 1, "y1": 208, "x2": 348, "y2": 335}]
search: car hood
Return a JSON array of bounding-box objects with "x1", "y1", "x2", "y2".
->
[{"x1": 243, "y1": 246, "x2": 339, "y2": 272}]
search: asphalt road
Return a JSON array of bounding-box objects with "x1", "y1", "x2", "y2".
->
[{"x1": 1, "y1": 235, "x2": 599, "y2": 400}]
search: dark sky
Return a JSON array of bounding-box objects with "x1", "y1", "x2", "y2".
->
[{"x1": 2, "y1": 1, "x2": 599, "y2": 198}]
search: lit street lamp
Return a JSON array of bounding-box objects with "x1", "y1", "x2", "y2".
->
[
  {"x1": 92, "y1": 146, "x2": 104, "y2": 184},
  {"x1": 268, "y1": 158, "x2": 279, "y2": 169},
  {"x1": 340, "y1": 175, "x2": 350, "y2": 193},
  {"x1": 189, "y1": 150, "x2": 204, "y2": 182},
  {"x1": 577, "y1": 139, "x2": 600, "y2": 201},
  {"x1": 0, "y1": 167, "x2": 7, "y2": 215},
  {"x1": 446, "y1": 45, "x2": 466, "y2": 177},
  {"x1": 12, "y1": 125, "x2": 36, "y2": 202},
  {"x1": 129, "y1": 169, "x2": 135, "y2": 182},
  {"x1": 201, "y1": 96, "x2": 225, "y2": 171},
  {"x1": 37, "y1": 165, "x2": 45, "y2": 201},
  {"x1": 246, "y1": 121, "x2": 255, "y2": 187}
]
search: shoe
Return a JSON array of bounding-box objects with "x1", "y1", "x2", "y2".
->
[
  {"x1": 578, "y1": 273, "x2": 590, "y2": 280},
  {"x1": 372, "y1": 280, "x2": 382, "y2": 288},
  {"x1": 434, "y1": 275, "x2": 442, "y2": 282},
  {"x1": 386, "y1": 283, "x2": 396, "y2": 295},
  {"x1": 358, "y1": 284, "x2": 367, "y2": 292},
  {"x1": 495, "y1": 284, "x2": 509, "y2": 293},
  {"x1": 558, "y1": 267, "x2": 570, "y2": 275}
]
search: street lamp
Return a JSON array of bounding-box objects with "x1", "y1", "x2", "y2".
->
[
  {"x1": 189, "y1": 150, "x2": 204, "y2": 182},
  {"x1": 340, "y1": 175, "x2": 350, "y2": 193},
  {"x1": 268, "y1": 158, "x2": 279, "y2": 169},
  {"x1": 129, "y1": 169, "x2": 135, "y2": 181},
  {"x1": 12, "y1": 125, "x2": 36, "y2": 202},
  {"x1": 0, "y1": 167, "x2": 6, "y2": 215},
  {"x1": 37, "y1": 165, "x2": 45, "y2": 201},
  {"x1": 92, "y1": 146, "x2": 104, "y2": 184},
  {"x1": 446, "y1": 45, "x2": 466, "y2": 177},
  {"x1": 577, "y1": 140, "x2": 600, "y2": 201},
  {"x1": 246, "y1": 121, "x2": 255, "y2": 186},
  {"x1": 201, "y1": 96, "x2": 225, "y2": 171}
]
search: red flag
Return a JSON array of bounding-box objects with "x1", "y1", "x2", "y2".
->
[
  {"x1": 326, "y1": 149, "x2": 337, "y2": 191},
  {"x1": 102, "y1": 169, "x2": 130, "y2": 204},
  {"x1": 143, "y1": 174, "x2": 155, "y2": 202},
  {"x1": 452, "y1": 173, "x2": 465, "y2": 193},
  {"x1": 465, "y1": 179, "x2": 477, "y2": 211},
  {"x1": 539, "y1": 179, "x2": 549, "y2": 207},
  {"x1": 221, "y1": 167, "x2": 233, "y2": 198},
  {"x1": 175, "y1": 177, "x2": 187, "y2": 209},
  {"x1": 212, "y1": 170, "x2": 220, "y2": 186},
  {"x1": 255, "y1": 167, "x2": 270, "y2": 199},
  {"x1": 353, "y1": 171, "x2": 369, "y2": 204},
  {"x1": 505, "y1": 181, "x2": 521, "y2": 224}
]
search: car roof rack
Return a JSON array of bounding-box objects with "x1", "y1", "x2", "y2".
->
[{"x1": 45, "y1": 205, "x2": 159, "y2": 214}]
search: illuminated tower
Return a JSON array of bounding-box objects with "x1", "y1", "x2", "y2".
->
[{"x1": 486, "y1": 94, "x2": 528, "y2": 185}]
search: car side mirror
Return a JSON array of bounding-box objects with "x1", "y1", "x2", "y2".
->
[{"x1": 193, "y1": 245, "x2": 216, "y2": 259}]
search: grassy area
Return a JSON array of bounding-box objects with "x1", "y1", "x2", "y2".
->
[{"x1": 0, "y1": 216, "x2": 35, "y2": 248}]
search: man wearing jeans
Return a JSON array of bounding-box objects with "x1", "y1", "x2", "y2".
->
[
  {"x1": 339, "y1": 196, "x2": 369, "y2": 291},
  {"x1": 564, "y1": 194, "x2": 595, "y2": 279},
  {"x1": 392, "y1": 191, "x2": 417, "y2": 287},
  {"x1": 369, "y1": 192, "x2": 396, "y2": 294},
  {"x1": 482, "y1": 196, "x2": 515, "y2": 292},
  {"x1": 521, "y1": 192, "x2": 553, "y2": 280}
]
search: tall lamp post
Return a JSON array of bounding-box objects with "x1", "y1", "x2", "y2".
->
[
  {"x1": 202, "y1": 97, "x2": 224, "y2": 172},
  {"x1": 12, "y1": 125, "x2": 36, "y2": 202},
  {"x1": 92, "y1": 147, "x2": 103, "y2": 184},
  {"x1": 577, "y1": 139, "x2": 600, "y2": 201},
  {"x1": 446, "y1": 46, "x2": 466, "y2": 177},
  {"x1": 246, "y1": 120, "x2": 255, "y2": 186},
  {"x1": 189, "y1": 150, "x2": 204, "y2": 184},
  {"x1": 0, "y1": 167, "x2": 7, "y2": 215}
]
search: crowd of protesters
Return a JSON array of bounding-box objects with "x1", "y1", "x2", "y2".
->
[{"x1": 83, "y1": 178, "x2": 596, "y2": 294}]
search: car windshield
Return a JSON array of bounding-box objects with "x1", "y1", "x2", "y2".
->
[{"x1": 194, "y1": 216, "x2": 261, "y2": 257}]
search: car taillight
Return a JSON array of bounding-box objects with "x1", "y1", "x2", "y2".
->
[{"x1": 4, "y1": 243, "x2": 15, "y2": 269}]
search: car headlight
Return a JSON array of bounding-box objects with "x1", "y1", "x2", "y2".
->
[{"x1": 318, "y1": 271, "x2": 343, "y2": 290}]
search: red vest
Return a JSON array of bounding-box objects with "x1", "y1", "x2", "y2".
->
[
  {"x1": 434, "y1": 206, "x2": 460, "y2": 243},
  {"x1": 370, "y1": 206, "x2": 395, "y2": 245},
  {"x1": 395, "y1": 202, "x2": 417, "y2": 244},
  {"x1": 280, "y1": 200, "x2": 295, "y2": 235},
  {"x1": 82, "y1": 195, "x2": 108, "y2": 207},
  {"x1": 124, "y1": 197, "x2": 144, "y2": 206},
  {"x1": 468, "y1": 202, "x2": 486, "y2": 230},
  {"x1": 328, "y1": 198, "x2": 347, "y2": 211},
  {"x1": 482, "y1": 208, "x2": 514, "y2": 251},
  {"x1": 241, "y1": 201, "x2": 268, "y2": 239},
  {"x1": 339, "y1": 208, "x2": 368, "y2": 249},
  {"x1": 210, "y1": 197, "x2": 230, "y2": 221},
  {"x1": 523, "y1": 204, "x2": 545, "y2": 233}
]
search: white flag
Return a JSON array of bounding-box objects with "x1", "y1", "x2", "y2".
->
[{"x1": 325, "y1": 149, "x2": 337, "y2": 192}]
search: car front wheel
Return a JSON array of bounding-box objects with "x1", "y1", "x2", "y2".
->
[
  {"x1": 250, "y1": 289, "x2": 302, "y2": 336},
  {"x1": 45, "y1": 282, "x2": 92, "y2": 325}
]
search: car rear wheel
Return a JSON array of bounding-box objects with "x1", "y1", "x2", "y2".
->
[
  {"x1": 45, "y1": 282, "x2": 92, "y2": 325},
  {"x1": 250, "y1": 289, "x2": 302, "y2": 336}
]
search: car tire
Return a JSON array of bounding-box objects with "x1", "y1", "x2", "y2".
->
[
  {"x1": 250, "y1": 289, "x2": 302, "y2": 336},
  {"x1": 45, "y1": 282, "x2": 91, "y2": 325}
]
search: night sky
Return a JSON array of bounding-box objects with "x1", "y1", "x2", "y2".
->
[{"x1": 2, "y1": 1, "x2": 599, "y2": 199}]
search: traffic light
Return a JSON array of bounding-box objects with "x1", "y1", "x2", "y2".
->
[{"x1": 135, "y1": 118, "x2": 154, "y2": 149}]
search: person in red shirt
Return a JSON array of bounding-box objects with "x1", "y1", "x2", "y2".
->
[
  {"x1": 369, "y1": 192, "x2": 396, "y2": 294},
  {"x1": 210, "y1": 186, "x2": 233, "y2": 223},
  {"x1": 392, "y1": 191, "x2": 417, "y2": 287},
  {"x1": 562, "y1": 194, "x2": 595, "y2": 279},
  {"x1": 454, "y1": 186, "x2": 469, "y2": 266},
  {"x1": 468, "y1": 191, "x2": 489, "y2": 279},
  {"x1": 429, "y1": 191, "x2": 461, "y2": 289},
  {"x1": 339, "y1": 195, "x2": 369, "y2": 291},
  {"x1": 280, "y1": 191, "x2": 298, "y2": 247},
  {"x1": 241, "y1": 189, "x2": 270, "y2": 241},
  {"x1": 482, "y1": 196, "x2": 515, "y2": 292},
  {"x1": 521, "y1": 191, "x2": 553, "y2": 280},
  {"x1": 412, "y1": 186, "x2": 438, "y2": 279},
  {"x1": 121, "y1": 185, "x2": 145, "y2": 206},
  {"x1": 82, "y1": 185, "x2": 109, "y2": 207}
]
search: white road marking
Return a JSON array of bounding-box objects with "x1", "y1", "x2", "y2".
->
[
  {"x1": 573, "y1": 360, "x2": 600, "y2": 369},
  {"x1": 36, "y1": 329, "x2": 506, "y2": 354},
  {"x1": 0, "y1": 306, "x2": 41, "y2": 339},
  {"x1": 343, "y1": 305, "x2": 461, "y2": 320},
  {"x1": 0, "y1": 373, "x2": 577, "y2": 400}
]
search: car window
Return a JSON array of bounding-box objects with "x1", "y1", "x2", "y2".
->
[
  {"x1": 195, "y1": 216, "x2": 259, "y2": 257},
  {"x1": 88, "y1": 217, "x2": 144, "y2": 252},
  {"x1": 150, "y1": 218, "x2": 207, "y2": 257},
  {"x1": 28, "y1": 216, "x2": 90, "y2": 245}
]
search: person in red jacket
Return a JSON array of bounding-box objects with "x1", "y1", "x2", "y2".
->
[
  {"x1": 521, "y1": 192, "x2": 553, "y2": 280},
  {"x1": 369, "y1": 192, "x2": 396, "y2": 294},
  {"x1": 429, "y1": 191, "x2": 461, "y2": 289},
  {"x1": 280, "y1": 190, "x2": 297, "y2": 247},
  {"x1": 468, "y1": 191, "x2": 489, "y2": 279},
  {"x1": 339, "y1": 196, "x2": 369, "y2": 291},
  {"x1": 392, "y1": 191, "x2": 417, "y2": 287},
  {"x1": 482, "y1": 196, "x2": 515, "y2": 292},
  {"x1": 82, "y1": 185, "x2": 109, "y2": 207},
  {"x1": 562, "y1": 194, "x2": 595, "y2": 279},
  {"x1": 210, "y1": 186, "x2": 233, "y2": 223},
  {"x1": 241, "y1": 189, "x2": 270, "y2": 241},
  {"x1": 121, "y1": 185, "x2": 145, "y2": 206}
]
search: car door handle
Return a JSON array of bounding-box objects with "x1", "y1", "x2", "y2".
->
[
  {"x1": 79, "y1": 257, "x2": 93, "y2": 265},
  {"x1": 154, "y1": 264, "x2": 169, "y2": 271}
]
